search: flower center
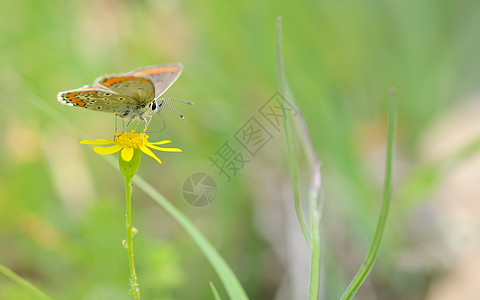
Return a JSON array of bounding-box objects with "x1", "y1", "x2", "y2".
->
[{"x1": 114, "y1": 130, "x2": 148, "y2": 148}]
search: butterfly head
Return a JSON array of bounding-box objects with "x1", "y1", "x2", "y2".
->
[{"x1": 148, "y1": 99, "x2": 163, "y2": 113}]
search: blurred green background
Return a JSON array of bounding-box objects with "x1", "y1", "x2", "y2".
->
[{"x1": 2, "y1": 0, "x2": 480, "y2": 299}]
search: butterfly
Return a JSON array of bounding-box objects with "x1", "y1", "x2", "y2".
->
[{"x1": 57, "y1": 63, "x2": 189, "y2": 131}]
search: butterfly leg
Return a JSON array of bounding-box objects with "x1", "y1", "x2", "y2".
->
[
  {"x1": 113, "y1": 116, "x2": 119, "y2": 140},
  {"x1": 115, "y1": 116, "x2": 118, "y2": 133},
  {"x1": 125, "y1": 118, "x2": 134, "y2": 131},
  {"x1": 133, "y1": 119, "x2": 147, "y2": 133},
  {"x1": 114, "y1": 115, "x2": 125, "y2": 139},
  {"x1": 140, "y1": 115, "x2": 152, "y2": 133}
]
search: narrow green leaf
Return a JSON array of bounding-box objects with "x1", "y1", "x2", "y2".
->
[
  {"x1": 340, "y1": 88, "x2": 397, "y2": 299},
  {"x1": 0, "y1": 264, "x2": 53, "y2": 300},
  {"x1": 209, "y1": 281, "x2": 222, "y2": 300},
  {"x1": 276, "y1": 17, "x2": 323, "y2": 300},
  {"x1": 276, "y1": 16, "x2": 312, "y2": 248}
]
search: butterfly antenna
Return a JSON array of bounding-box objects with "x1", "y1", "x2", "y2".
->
[
  {"x1": 159, "y1": 100, "x2": 186, "y2": 119},
  {"x1": 157, "y1": 97, "x2": 194, "y2": 106}
]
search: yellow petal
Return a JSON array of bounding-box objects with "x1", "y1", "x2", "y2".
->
[
  {"x1": 147, "y1": 144, "x2": 182, "y2": 152},
  {"x1": 148, "y1": 140, "x2": 172, "y2": 145},
  {"x1": 93, "y1": 144, "x2": 123, "y2": 155},
  {"x1": 121, "y1": 147, "x2": 134, "y2": 162},
  {"x1": 140, "y1": 146, "x2": 162, "y2": 164},
  {"x1": 80, "y1": 139, "x2": 114, "y2": 145}
]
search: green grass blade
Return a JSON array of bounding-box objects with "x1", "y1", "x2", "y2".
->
[
  {"x1": 276, "y1": 16, "x2": 312, "y2": 247},
  {"x1": 340, "y1": 88, "x2": 397, "y2": 299},
  {"x1": 209, "y1": 281, "x2": 222, "y2": 300},
  {"x1": 307, "y1": 162, "x2": 322, "y2": 300},
  {"x1": 0, "y1": 263, "x2": 53, "y2": 300},
  {"x1": 276, "y1": 17, "x2": 323, "y2": 299}
]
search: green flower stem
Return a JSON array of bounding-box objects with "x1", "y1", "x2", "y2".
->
[
  {"x1": 99, "y1": 154, "x2": 248, "y2": 300},
  {"x1": 119, "y1": 150, "x2": 142, "y2": 300},
  {"x1": 0, "y1": 264, "x2": 53, "y2": 300},
  {"x1": 340, "y1": 89, "x2": 397, "y2": 300},
  {"x1": 124, "y1": 176, "x2": 140, "y2": 299}
]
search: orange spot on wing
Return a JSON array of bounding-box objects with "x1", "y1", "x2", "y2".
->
[
  {"x1": 134, "y1": 66, "x2": 180, "y2": 76},
  {"x1": 68, "y1": 90, "x2": 92, "y2": 97},
  {"x1": 76, "y1": 102, "x2": 86, "y2": 107},
  {"x1": 102, "y1": 76, "x2": 148, "y2": 86},
  {"x1": 135, "y1": 70, "x2": 148, "y2": 75},
  {"x1": 139, "y1": 68, "x2": 161, "y2": 75},
  {"x1": 71, "y1": 99, "x2": 82, "y2": 103}
]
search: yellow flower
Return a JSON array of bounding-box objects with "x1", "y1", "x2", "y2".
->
[{"x1": 80, "y1": 130, "x2": 182, "y2": 164}]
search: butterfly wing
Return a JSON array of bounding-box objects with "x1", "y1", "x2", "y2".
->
[
  {"x1": 57, "y1": 85, "x2": 135, "y2": 114},
  {"x1": 128, "y1": 63, "x2": 183, "y2": 99},
  {"x1": 96, "y1": 74, "x2": 156, "y2": 107}
]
